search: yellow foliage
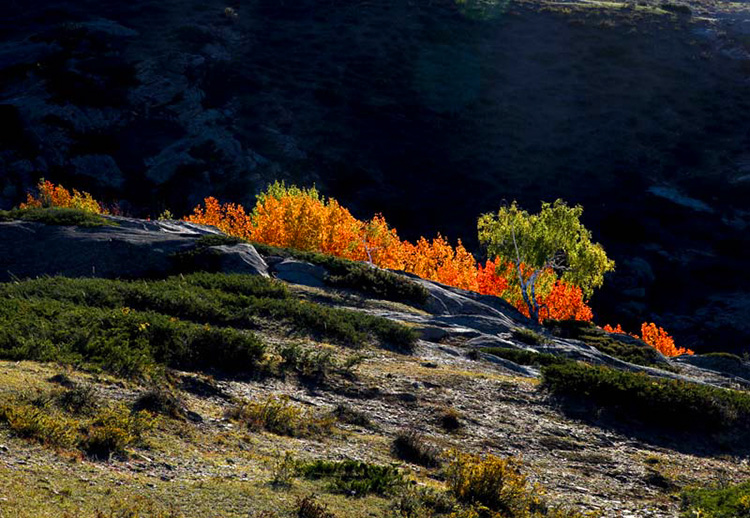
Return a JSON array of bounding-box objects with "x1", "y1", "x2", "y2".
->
[{"x1": 20, "y1": 179, "x2": 106, "y2": 214}]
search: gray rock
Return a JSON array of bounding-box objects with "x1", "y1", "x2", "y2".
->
[
  {"x1": 208, "y1": 244, "x2": 269, "y2": 277},
  {"x1": 0, "y1": 217, "x2": 265, "y2": 281},
  {"x1": 273, "y1": 259, "x2": 328, "y2": 288}
]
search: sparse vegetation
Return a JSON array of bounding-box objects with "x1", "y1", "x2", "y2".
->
[
  {"x1": 295, "y1": 495, "x2": 338, "y2": 518},
  {"x1": 542, "y1": 363, "x2": 750, "y2": 435},
  {"x1": 392, "y1": 430, "x2": 442, "y2": 468},
  {"x1": 297, "y1": 459, "x2": 404, "y2": 497},
  {"x1": 0, "y1": 392, "x2": 155, "y2": 458},
  {"x1": 226, "y1": 396, "x2": 335, "y2": 438},
  {"x1": 439, "y1": 407, "x2": 464, "y2": 432}
]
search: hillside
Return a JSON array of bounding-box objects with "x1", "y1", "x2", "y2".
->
[
  {"x1": 2, "y1": 213, "x2": 750, "y2": 517},
  {"x1": 2, "y1": 0, "x2": 750, "y2": 352}
]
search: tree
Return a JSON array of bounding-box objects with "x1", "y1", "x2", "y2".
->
[{"x1": 477, "y1": 200, "x2": 614, "y2": 322}]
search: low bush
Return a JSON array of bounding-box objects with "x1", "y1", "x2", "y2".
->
[
  {"x1": 541, "y1": 362, "x2": 750, "y2": 435},
  {"x1": 0, "y1": 400, "x2": 79, "y2": 449},
  {"x1": 544, "y1": 320, "x2": 663, "y2": 367},
  {"x1": 82, "y1": 404, "x2": 155, "y2": 459},
  {"x1": 0, "y1": 207, "x2": 114, "y2": 227},
  {"x1": 54, "y1": 384, "x2": 100, "y2": 415},
  {"x1": 0, "y1": 275, "x2": 417, "y2": 354},
  {"x1": 680, "y1": 480, "x2": 750, "y2": 517},
  {"x1": 445, "y1": 451, "x2": 590, "y2": 518},
  {"x1": 133, "y1": 387, "x2": 186, "y2": 419},
  {"x1": 297, "y1": 459, "x2": 404, "y2": 497},
  {"x1": 480, "y1": 348, "x2": 569, "y2": 368},
  {"x1": 332, "y1": 404, "x2": 372, "y2": 428},
  {"x1": 511, "y1": 328, "x2": 549, "y2": 346},
  {"x1": 392, "y1": 430, "x2": 442, "y2": 468},
  {"x1": 226, "y1": 396, "x2": 334, "y2": 438},
  {"x1": 278, "y1": 343, "x2": 335, "y2": 381},
  {"x1": 0, "y1": 394, "x2": 155, "y2": 458}
]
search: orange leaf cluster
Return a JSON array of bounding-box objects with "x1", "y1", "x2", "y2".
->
[
  {"x1": 20, "y1": 179, "x2": 105, "y2": 214},
  {"x1": 603, "y1": 323, "x2": 693, "y2": 357},
  {"x1": 185, "y1": 184, "x2": 595, "y2": 321}
]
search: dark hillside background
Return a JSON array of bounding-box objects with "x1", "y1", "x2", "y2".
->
[{"x1": 2, "y1": 0, "x2": 750, "y2": 352}]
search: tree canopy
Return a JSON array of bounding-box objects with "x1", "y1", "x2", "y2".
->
[{"x1": 477, "y1": 199, "x2": 615, "y2": 321}]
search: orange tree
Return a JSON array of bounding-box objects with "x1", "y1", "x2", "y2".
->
[{"x1": 20, "y1": 179, "x2": 106, "y2": 214}]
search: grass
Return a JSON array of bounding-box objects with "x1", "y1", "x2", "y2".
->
[
  {"x1": 541, "y1": 362, "x2": 750, "y2": 436},
  {"x1": 0, "y1": 274, "x2": 417, "y2": 377},
  {"x1": 544, "y1": 320, "x2": 664, "y2": 367},
  {"x1": 226, "y1": 396, "x2": 335, "y2": 438},
  {"x1": 297, "y1": 459, "x2": 404, "y2": 497},
  {"x1": 480, "y1": 347, "x2": 570, "y2": 368},
  {"x1": 0, "y1": 207, "x2": 114, "y2": 227},
  {"x1": 680, "y1": 480, "x2": 750, "y2": 517}
]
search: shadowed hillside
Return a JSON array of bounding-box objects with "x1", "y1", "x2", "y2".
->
[{"x1": 1, "y1": 0, "x2": 750, "y2": 350}]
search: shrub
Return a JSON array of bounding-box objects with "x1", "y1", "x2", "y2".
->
[
  {"x1": 332, "y1": 404, "x2": 372, "y2": 428},
  {"x1": 133, "y1": 387, "x2": 186, "y2": 419},
  {"x1": 511, "y1": 328, "x2": 549, "y2": 346},
  {"x1": 544, "y1": 320, "x2": 664, "y2": 367},
  {"x1": 54, "y1": 384, "x2": 100, "y2": 415},
  {"x1": 226, "y1": 396, "x2": 334, "y2": 438},
  {"x1": 392, "y1": 430, "x2": 442, "y2": 467},
  {"x1": 297, "y1": 459, "x2": 404, "y2": 497},
  {"x1": 0, "y1": 207, "x2": 113, "y2": 227},
  {"x1": 295, "y1": 495, "x2": 337, "y2": 518},
  {"x1": 0, "y1": 400, "x2": 79, "y2": 449},
  {"x1": 446, "y1": 451, "x2": 545, "y2": 517},
  {"x1": 81, "y1": 404, "x2": 156, "y2": 459},
  {"x1": 680, "y1": 480, "x2": 750, "y2": 517},
  {"x1": 541, "y1": 362, "x2": 750, "y2": 435},
  {"x1": 278, "y1": 343, "x2": 335, "y2": 381},
  {"x1": 480, "y1": 348, "x2": 569, "y2": 368}
]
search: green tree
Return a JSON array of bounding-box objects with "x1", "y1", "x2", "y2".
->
[{"x1": 477, "y1": 200, "x2": 614, "y2": 322}]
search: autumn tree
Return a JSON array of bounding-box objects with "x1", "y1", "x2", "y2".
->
[{"x1": 477, "y1": 200, "x2": 614, "y2": 322}]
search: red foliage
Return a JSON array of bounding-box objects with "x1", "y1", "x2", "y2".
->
[{"x1": 604, "y1": 322, "x2": 693, "y2": 357}]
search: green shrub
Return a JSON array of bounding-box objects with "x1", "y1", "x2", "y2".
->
[
  {"x1": 680, "y1": 480, "x2": 750, "y2": 517},
  {"x1": 0, "y1": 275, "x2": 417, "y2": 354},
  {"x1": 541, "y1": 362, "x2": 750, "y2": 434},
  {"x1": 82, "y1": 404, "x2": 155, "y2": 459},
  {"x1": 0, "y1": 297, "x2": 267, "y2": 377},
  {"x1": 0, "y1": 207, "x2": 114, "y2": 227},
  {"x1": 480, "y1": 348, "x2": 569, "y2": 368},
  {"x1": 544, "y1": 320, "x2": 664, "y2": 367},
  {"x1": 297, "y1": 459, "x2": 404, "y2": 497},
  {"x1": 278, "y1": 343, "x2": 335, "y2": 381},
  {"x1": 332, "y1": 404, "x2": 372, "y2": 428},
  {"x1": 392, "y1": 430, "x2": 442, "y2": 467},
  {"x1": 54, "y1": 384, "x2": 100, "y2": 415},
  {"x1": 511, "y1": 328, "x2": 549, "y2": 346},
  {"x1": 226, "y1": 396, "x2": 334, "y2": 438}
]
